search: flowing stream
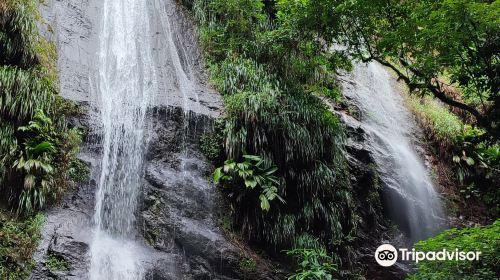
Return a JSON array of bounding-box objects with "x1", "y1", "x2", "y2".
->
[
  {"x1": 89, "y1": 0, "x2": 155, "y2": 278},
  {"x1": 88, "y1": 0, "x2": 203, "y2": 278},
  {"x1": 342, "y1": 62, "x2": 444, "y2": 241}
]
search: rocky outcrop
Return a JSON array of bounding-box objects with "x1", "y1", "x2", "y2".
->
[
  {"x1": 339, "y1": 106, "x2": 409, "y2": 280},
  {"x1": 31, "y1": 105, "x2": 280, "y2": 279},
  {"x1": 332, "y1": 74, "x2": 411, "y2": 280},
  {"x1": 139, "y1": 108, "x2": 244, "y2": 279}
]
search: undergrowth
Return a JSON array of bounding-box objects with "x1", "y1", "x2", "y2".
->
[
  {"x1": 1, "y1": 1, "x2": 81, "y2": 278},
  {"x1": 408, "y1": 220, "x2": 500, "y2": 280},
  {"x1": 0, "y1": 0, "x2": 82, "y2": 214},
  {"x1": 0, "y1": 211, "x2": 44, "y2": 279},
  {"x1": 406, "y1": 95, "x2": 500, "y2": 217}
]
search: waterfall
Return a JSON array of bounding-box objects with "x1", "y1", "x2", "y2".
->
[
  {"x1": 89, "y1": 0, "x2": 156, "y2": 278},
  {"x1": 341, "y1": 62, "x2": 444, "y2": 241},
  {"x1": 153, "y1": 0, "x2": 200, "y2": 112}
]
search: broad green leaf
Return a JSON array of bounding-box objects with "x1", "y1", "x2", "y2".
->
[{"x1": 213, "y1": 167, "x2": 223, "y2": 183}]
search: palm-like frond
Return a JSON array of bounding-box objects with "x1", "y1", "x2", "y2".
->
[
  {"x1": 214, "y1": 56, "x2": 356, "y2": 257},
  {"x1": 0, "y1": 66, "x2": 54, "y2": 122}
]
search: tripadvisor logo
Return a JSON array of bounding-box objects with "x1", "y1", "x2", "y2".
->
[
  {"x1": 375, "y1": 244, "x2": 398, "y2": 267},
  {"x1": 374, "y1": 244, "x2": 482, "y2": 267}
]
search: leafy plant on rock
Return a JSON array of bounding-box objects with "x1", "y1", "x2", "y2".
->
[
  {"x1": 286, "y1": 235, "x2": 339, "y2": 280},
  {"x1": 214, "y1": 155, "x2": 284, "y2": 212},
  {"x1": 0, "y1": 0, "x2": 82, "y2": 214},
  {"x1": 408, "y1": 220, "x2": 500, "y2": 280}
]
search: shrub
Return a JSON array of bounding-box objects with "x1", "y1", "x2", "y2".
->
[
  {"x1": 286, "y1": 235, "x2": 338, "y2": 280},
  {"x1": 0, "y1": 211, "x2": 44, "y2": 279},
  {"x1": 184, "y1": 1, "x2": 360, "y2": 272},
  {"x1": 407, "y1": 220, "x2": 500, "y2": 280},
  {"x1": 214, "y1": 155, "x2": 284, "y2": 212}
]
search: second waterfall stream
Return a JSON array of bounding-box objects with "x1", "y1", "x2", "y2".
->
[{"x1": 341, "y1": 62, "x2": 444, "y2": 242}]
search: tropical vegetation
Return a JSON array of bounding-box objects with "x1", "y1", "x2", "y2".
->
[
  {"x1": 1, "y1": 0, "x2": 81, "y2": 214},
  {"x1": 0, "y1": 212, "x2": 43, "y2": 279},
  {"x1": 1, "y1": 0, "x2": 82, "y2": 278},
  {"x1": 184, "y1": 0, "x2": 364, "y2": 277},
  {"x1": 341, "y1": 0, "x2": 500, "y2": 214},
  {"x1": 408, "y1": 220, "x2": 500, "y2": 280},
  {"x1": 186, "y1": 0, "x2": 499, "y2": 278},
  {"x1": 0, "y1": 0, "x2": 498, "y2": 279}
]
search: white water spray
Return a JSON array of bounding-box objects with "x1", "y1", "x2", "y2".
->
[
  {"x1": 342, "y1": 62, "x2": 444, "y2": 241},
  {"x1": 89, "y1": 0, "x2": 155, "y2": 278}
]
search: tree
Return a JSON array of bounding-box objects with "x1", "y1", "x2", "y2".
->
[{"x1": 339, "y1": 0, "x2": 500, "y2": 139}]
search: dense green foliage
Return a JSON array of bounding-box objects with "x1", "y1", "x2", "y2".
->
[
  {"x1": 185, "y1": 0, "x2": 500, "y2": 276},
  {"x1": 0, "y1": 0, "x2": 81, "y2": 214},
  {"x1": 184, "y1": 0, "x2": 360, "y2": 274},
  {"x1": 0, "y1": 211, "x2": 43, "y2": 279},
  {"x1": 287, "y1": 248, "x2": 337, "y2": 280},
  {"x1": 341, "y1": 0, "x2": 499, "y2": 135},
  {"x1": 406, "y1": 94, "x2": 500, "y2": 212},
  {"x1": 286, "y1": 235, "x2": 339, "y2": 280},
  {"x1": 408, "y1": 220, "x2": 500, "y2": 280}
]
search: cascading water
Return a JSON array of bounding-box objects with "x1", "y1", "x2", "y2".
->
[
  {"x1": 341, "y1": 62, "x2": 444, "y2": 241},
  {"x1": 153, "y1": 0, "x2": 200, "y2": 112},
  {"x1": 153, "y1": 0, "x2": 202, "y2": 169},
  {"x1": 89, "y1": 0, "x2": 156, "y2": 278}
]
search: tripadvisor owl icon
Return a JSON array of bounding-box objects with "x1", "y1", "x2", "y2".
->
[{"x1": 375, "y1": 244, "x2": 398, "y2": 267}]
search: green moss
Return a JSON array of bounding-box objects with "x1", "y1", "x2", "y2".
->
[
  {"x1": 239, "y1": 257, "x2": 257, "y2": 273},
  {"x1": 0, "y1": 211, "x2": 44, "y2": 279},
  {"x1": 144, "y1": 227, "x2": 161, "y2": 246},
  {"x1": 46, "y1": 253, "x2": 68, "y2": 272}
]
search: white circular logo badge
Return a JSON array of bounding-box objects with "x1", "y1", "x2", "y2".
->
[{"x1": 374, "y1": 244, "x2": 398, "y2": 267}]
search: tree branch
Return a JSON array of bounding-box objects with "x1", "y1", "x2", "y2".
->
[{"x1": 371, "y1": 56, "x2": 489, "y2": 129}]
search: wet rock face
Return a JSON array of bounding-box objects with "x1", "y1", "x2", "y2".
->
[
  {"x1": 138, "y1": 108, "x2": 243, "y2": 280},
  {"x1": 30, "y1": 107, "x2": 256, "y2": 280},
  {"x1": 34, "y1": 0, "x2": 252, "y2": 278},
  {"x1": 342, "y1": 112, "x2": 383, "y2": 233},
  {"x1": 38, "y1": 0, "x2": 99, "y2": 103},
  {"x1": 29, "y1": 105, "x2": 96, "y2": 279}
]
